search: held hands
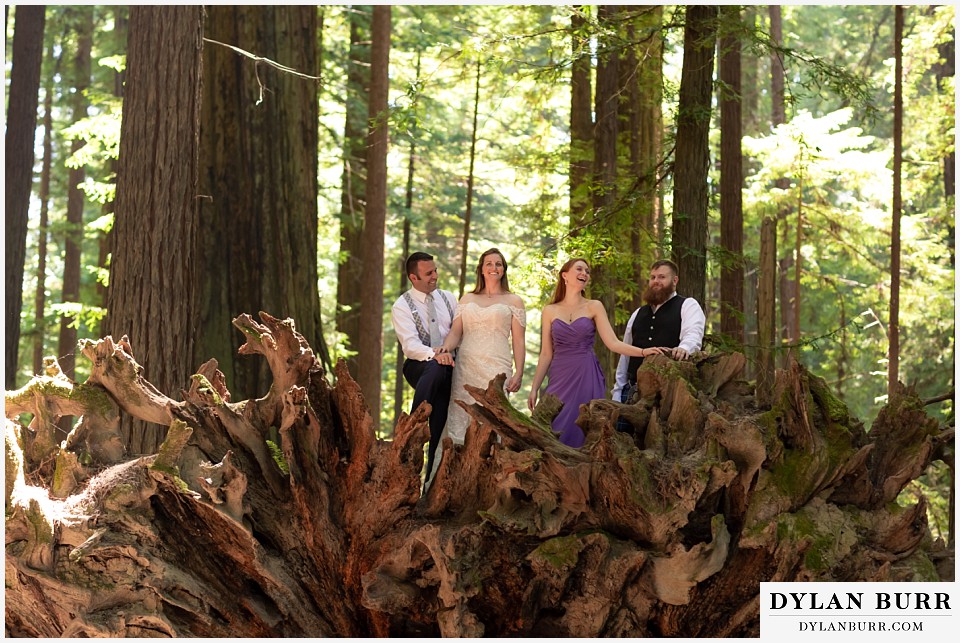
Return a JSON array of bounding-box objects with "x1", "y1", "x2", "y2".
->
[
  {"x1": 433, "y1": 347, "x2": 455, "y2": 367},
  {"x1": 640, "y1": 346, "x2": 691, "y2": 361}
]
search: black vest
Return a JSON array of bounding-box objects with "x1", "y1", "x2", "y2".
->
[{"x1": 626, "y1": 295, "x2": 686, "y2": 383}]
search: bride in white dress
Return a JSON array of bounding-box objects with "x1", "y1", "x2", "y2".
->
[{"x1": 436, "y1": 248, "x2": 526, "y2": 447}]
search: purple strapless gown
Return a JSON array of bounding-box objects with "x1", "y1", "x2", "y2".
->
[{"x1": 545, "y1": 317, "x2": 606, "y2": 447}]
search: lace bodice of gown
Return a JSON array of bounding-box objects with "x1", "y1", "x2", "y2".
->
[{"x1": 444, "y1": 302, "x2": 525, "y2": 444}]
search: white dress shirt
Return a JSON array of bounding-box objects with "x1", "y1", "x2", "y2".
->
[
  {"x1": 611, "y1": 292, "x2": 706, "y2": 400},
  {"x1": 391, "y1": 287, "x2": 457, "y2": 362}
]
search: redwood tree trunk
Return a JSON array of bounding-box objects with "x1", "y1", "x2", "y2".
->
[
  {"x1": 103, "y1": 5, "x2": 205, "y2": 454},
  {"x1": 57, "y1": 6, "x2": 93, "y2": 385},
  {"x1": 888, "y1": 5, "x2": 903, "y2": 395},
  {"x1": 631, "y1": 6, "x2": 664, "y2": 311},
  {"x1": 719, "y1": 5, "x2": 745, "y2": 345},
  {"x1": 356, "y1": 5, "x2": 391, "y2": 424},
  {"x1": 569, "y1": 6, "x2": 593, "y2": 231},
  {"x1": 672, "y1": 5, "x2": 718, "y2": 307},
  {"x1": 336, "y1": 6, "x2": 372, "y2": 380},
  {"x1": 4, "y1": 5, "x2": 46, "y2": 388},
  {"x1": 198, "y1": 5, "x2": 326, "y2": 400},
  {"x1": 770, "y1": 5, "x2": 796, "y2": 360},
  {"x1": 591, "y1": 4, "x2": 621, "y2": 385},
  {"x1": 757, "y1": 216, "x2": 777, "y2": 406}
]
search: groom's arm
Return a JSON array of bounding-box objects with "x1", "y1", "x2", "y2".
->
[{"x1": 391, "y1": 300, "x2": 435, "y2": 362}]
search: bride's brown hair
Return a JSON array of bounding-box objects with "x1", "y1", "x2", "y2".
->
[
  {"x1": 472, "y1": 248, "x2": 511, "y2": 294},
  {"x1": 549, "y1": 257, "x2": 590, "y2": 305}
]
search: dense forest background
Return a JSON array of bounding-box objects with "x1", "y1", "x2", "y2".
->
[{"x1": 4, "y1": 5, "x2": 955, "y2": 533}]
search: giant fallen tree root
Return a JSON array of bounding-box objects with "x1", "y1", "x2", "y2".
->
[{"x1": 4, "y1": 312, "x2": 953, "y2": 636}]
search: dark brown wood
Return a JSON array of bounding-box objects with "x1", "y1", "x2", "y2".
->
[
  {"x1": 757, "y1": 216, "x2": 777, "y2": 406},
  {"x1": 57, "y1": 6, "x2": 93, "y2": 394},
  {"x1": 198, "y1": 6, "x2": 326, "y2": 401},
  {"x1": 888, "y1": 5, "x2": 903, "y2": 395},
  {"x1": 357, "y1": 5, "x2": 391, "y2": 422},
  {"x1": 336, "y1": 6, "x2": 372, "y2": 380},
  {"x1": 672, "y1": 5, "x2": 718, "y2": 307},
  {"x1": 719, "y1": 5, "x2": 745, "y2": 345},
  {"x1": 569, "y1": 6, "x2": 593, "y2": 230},
  {"x1": 103, "y1": 5, "x2": 205, "y2": 454},
  {"x1": 5, "y1": 5, "x2": 46, "y2": 388},
  {"x1": 769, "y1": 5, "x2": 796, "y2": 359},
  {"x1": 590, "y1": 5, "x2": 621, "y2": 385},
  {"x1": 5, "y1": 310, "x2": 950, "y2": 637}
]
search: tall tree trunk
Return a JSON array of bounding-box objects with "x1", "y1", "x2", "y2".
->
[
  {"x1": 103, "y1": 5, "x2": 205, "y2": 454},
  {"x1": 569, "y1": 5, "x2": 593, "y2": 231},
  {"x1": 634, "y1": 6, "x2": 663, "y2": 309},
  {"x1": 672, "y1": 4, "x2": 718, "y2": 307},
  {"x1": 32, "y1": 42, "x2": 58, "y2": 376},
  {"x1": 356, "y1": 5, "x2": 391, "y2": 425},
  {"x1": 394, "y1": 50, "x2": 420, "y2": 430},
  {"x1": 336, "y1": 6, "x2": 372, "y2": 380},
  {"x1": 96, "y1": 7, "x2": 127, "y2": 319},
  {"x1": 591, "y1": 4, "x2": 621, "y2": 385},
  {"x1": 719, "y1": 5, "x2": 744, "y2": 346},
  {"x1": 57, "y1": 6, "x2": 93, "y2": 386},
  {"x1": 740, "y1": 6, "x2": 761, "y2": 137},
  {"x1": 458, "y1": 58, "x2": 482, "y2": 298},
  {"x1": 4, "y1": 5, "x2": 46, "y2": 388},
  {"x1": 769, "y1": 5, "x2": 795, "y2": 363},
  {"x1": 197, "y1": 6, "x2": 325, "y2": 401},
  {"x1": 756, "y1": 216, "x2": 777, "y2": 406},
  {"x1": 888, "y1": 5, "x2": 903, "y2": 396},
  {"x1": 622, "y1": 6, "x2": 664, "y2": 313}
]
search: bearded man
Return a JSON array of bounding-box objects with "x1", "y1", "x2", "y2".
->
[{"x1": 611, "y1": 260, "x2": 706, "y2": 413}]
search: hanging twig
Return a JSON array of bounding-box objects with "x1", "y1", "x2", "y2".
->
[{"x1": 202, "y1": 37, "x2": 321, "y2": 81}]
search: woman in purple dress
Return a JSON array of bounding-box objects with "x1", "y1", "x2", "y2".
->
[{"x1": 527, "y1": 258, "x2": 664, "y2": 447}]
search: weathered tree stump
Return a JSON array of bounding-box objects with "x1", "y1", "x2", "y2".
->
[{"x1": 4, "y1": 312, "x2": 953, "y2": 637}]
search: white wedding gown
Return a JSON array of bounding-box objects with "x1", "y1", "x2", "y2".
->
[{"x1": 444, "y1": 301, "x2": 526, "y2": 445}]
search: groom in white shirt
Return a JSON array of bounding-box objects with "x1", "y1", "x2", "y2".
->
[{"x1": 391, "y1": 252, "x2": 458, "y2": 483}]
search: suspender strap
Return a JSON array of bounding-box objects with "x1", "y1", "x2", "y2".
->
[
  {"x1": 436, "y1": 290, "x2": 455, "y2": 321},
  {"x1": 402, "y1": 292, "x2": 432, "y2": 347}
]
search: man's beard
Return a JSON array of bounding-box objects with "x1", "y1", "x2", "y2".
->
[{"x1": 643, "y1": 283, "x2": 675, "y2": 306}]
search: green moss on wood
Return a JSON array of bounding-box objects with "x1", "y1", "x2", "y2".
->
[
  {"x1": 530, "y1": 534, "x2": 582, "y2": 569},
  {"x1": 189, "y1": 374, "x2": 223, "y2": 406}
]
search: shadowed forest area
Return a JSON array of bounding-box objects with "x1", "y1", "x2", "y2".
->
[{"x1": 3, "y1": 4, "x2": 955, "y2": 637}]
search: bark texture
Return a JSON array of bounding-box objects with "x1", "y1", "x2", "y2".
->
[
  {"x1": 5, "y1": 311, "x2": 952, "y2": 637},
  {"x1": 672, "y1": 4, "x2": 718, "y2": 308},
  {"x1": 4, "y1": 5, "x2": 46, "y2": 389},
  {"x1": 336, "y1": 6, "x2": 372, "y2": 381},
  {"x1": 356, "y1": 5, "x2": 391, "y2": 422},
  {"x1": 103, "y1": 6, "x2": 205, "y2": 455},
  {"x1": 719, "y1": 5, "x2": 745, "y2": 345},
  {"x1": 198, "y1": 5, "x2": 326, "y2": 401},
  {"x1": 57, "y1": 6, "x2": 93, "y2": 383}
]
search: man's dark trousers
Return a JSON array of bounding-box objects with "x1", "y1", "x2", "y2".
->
[{"x1": 403, "y1": 358, "x2": 453, "y2": 482}]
